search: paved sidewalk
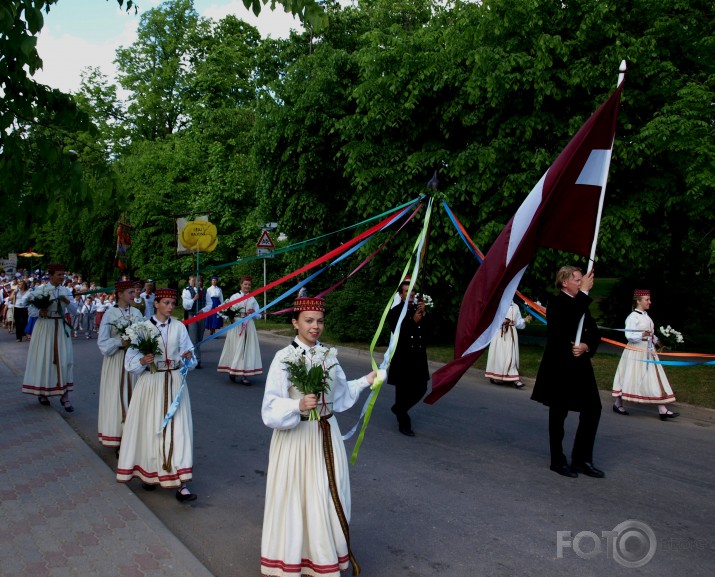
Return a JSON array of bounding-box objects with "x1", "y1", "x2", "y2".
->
[{"x1": 0, "y1": 339, "x2": 215, "y2": 577}]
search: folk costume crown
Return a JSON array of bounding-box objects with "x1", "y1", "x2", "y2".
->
[
  {"x1": 155, "y1": 288, "x2": 178, "y2": 301},
  {"x1": 293, "y1": 297, "x2": 325, "y2": 313},
  {"x1": 633, "y1": 289, "x2": 650, "y2": 299},
  {"x1": 114, "y1": 280, "x2": 134, "y2": 292}
]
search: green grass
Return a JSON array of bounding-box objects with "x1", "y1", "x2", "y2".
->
[{"x1": 256, "y1": 316, "x2": 715, "y2": 410}]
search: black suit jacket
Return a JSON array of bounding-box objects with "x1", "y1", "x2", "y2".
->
[{"x1": 531, "y1": 291, "x2": 601, "y2": 412}]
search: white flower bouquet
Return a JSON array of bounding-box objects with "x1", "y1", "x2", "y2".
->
[
  {"x1": 218, "y1": 302, "x2": 245, "y2": 322},
  {"x1": 283, "y1": 345, "x2": 338, "y2": 421},
  {"x1": 414, "y1": 293, "x2": 434, "y2": 308},
  {"x1": 125, "y1": 320, "x2": 162, "y2": 373},
  {"x1": 26, "y1": 284, "x2": 55, "y2": 310},
  {"x1": 109, "y1": 317, "x2": 132, "y2": 340},
  {"x1": 658, "y1": 325, "x2": 684, "y2": 350}
]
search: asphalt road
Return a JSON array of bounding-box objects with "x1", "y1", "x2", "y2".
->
[{"x1": 6, "y1": 326, "x2": 715, "y2": 577}]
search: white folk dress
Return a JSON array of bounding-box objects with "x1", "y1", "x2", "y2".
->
[
  {"x1": 97, "y1": 304, "x2": 144, "y2": 447},
  {"x1": 116, "y1": 318, "x2": 196, "y2": 488},
  {"x1": 217, "y1": 292, "x2": 263, "y2": 378},
  {"x1": 22, "y1": 284, "x2": 75, "y2": 397},
  {"x1": 485, "y1": 302, "x2": 526, "y2": 383},
  {"x1": 612, "y1": 309, "x2": 676, "y2": 404},
  {"x1": 260, "y1": 339, "x2": 370, "y2": 577}
]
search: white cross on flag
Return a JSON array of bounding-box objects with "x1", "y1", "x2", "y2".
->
[{"x1": 425, "y1": 83, "x2": 624, "y2": 404}]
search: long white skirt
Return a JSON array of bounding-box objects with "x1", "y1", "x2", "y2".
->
[
  {"x1": 97, "y1": 349, "x2": 133, "y2": 447},
  {"x1": 22, "y1": 317, "x2": 74, "y2": 396},
  {"x1": 116, "y1": 369, "x2": 193, "y2": 488},
  {"x1": 261, "y1": 417, "x2": 350, "y2": 577},
  {"x1": 612, "y1": 342, "x2": 675, "y2": 404},
  {"x1": 217, "y1": 319, "x2": 263, "y2": 377},
  {"x1": 484, "y1": 327, "x2": 520, "y2": 382}
]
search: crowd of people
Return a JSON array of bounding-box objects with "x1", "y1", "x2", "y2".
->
[{"x1": 10, "y1": 262, "x2": 682, "y2": 576}]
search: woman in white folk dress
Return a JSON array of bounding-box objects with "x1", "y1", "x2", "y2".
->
[
  {"x1": 485, "y1": 301, "x2": 532, "y2": 388},
  {"x1": 612, "y1": 289, "x2": 679, "y2": 421},
  {"x1": 217, "y1": 275, "x2": 263, "y2": 385},
  {"x1": 116, "y1": 288, "x2": 199, "y2": 502},
  {"x1": 97, "y1": 280, "x2": 144, "y2": 450},
  {"x1": 22, "y1": 263, "x2": 76, "y2": 411},
  {"x1": 261, "y1": 297, "x2": 376, "y2": 577}
]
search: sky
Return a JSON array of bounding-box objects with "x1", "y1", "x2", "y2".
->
[{"x1": 32, "y1": 0, "x2": 318, "y2": 95}]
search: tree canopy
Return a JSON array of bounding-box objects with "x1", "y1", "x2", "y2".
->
[{"x1": 1, "y1": 0, "x2": 713, "y2": 343}]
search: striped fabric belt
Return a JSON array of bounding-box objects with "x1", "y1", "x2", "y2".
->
[{"x1": 300, "y1": 412, "x2": 333, "y2": 421}]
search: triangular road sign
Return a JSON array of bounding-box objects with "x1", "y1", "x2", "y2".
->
[{"x1": 256, "y1": 230, "x2": 275, "y2": 248}]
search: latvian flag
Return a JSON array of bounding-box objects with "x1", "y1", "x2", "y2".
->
[{"x1": 425, "y1": 83, "x2": 623, "y2": 404}]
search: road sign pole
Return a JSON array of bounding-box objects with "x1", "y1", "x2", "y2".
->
[{"x1": 263, "y1": 257, "x2": 267, "y2": 320}]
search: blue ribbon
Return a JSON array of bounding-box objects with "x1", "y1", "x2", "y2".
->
[
  {"x1": 158, "y1": 355, "x2": 197, "y2": 433},
  {"x1": 192, "y1": 204, "x2": 416, "y2": 349}
]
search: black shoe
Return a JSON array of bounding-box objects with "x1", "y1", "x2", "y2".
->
[
  {"x1": 572, "y1": 461, "x2": 605, "y2": 478},
  {"x1": 659, "y1": 411, "x2": 680, "y2": 421},
  {"x1": 489, "y1": 379, "x2": 499, "y2": 384},
  {"x1": 142, "y1": 483, "x2": 157, "y2": 491},
  {"x1": 61, "y1": 399, "x2": 74, "y2": 413},
  {"x1": 240, "y1": 378, "x2": 251, "y2": 386},
  {"x1": 399, "y1": 427, "x2": 416, "y2": 437},
  {"x1": 176, "y1": 488, "x2": 197, "y2": 502},
  {"x1": 513, "y1": 381, "x2": 525, "y2": 389},
  {"x1": 38, "y1": 396, "x2": 51, "y2": 406},
  {"x1": 229, "y1": 375, "x2": 237, "y2": 383},
  {"x1": 613, "y1": 404, "x2": 629, "y2": 415},
  {"x1": 550, "y1": 464, "x2": 578, "y2": 478}
]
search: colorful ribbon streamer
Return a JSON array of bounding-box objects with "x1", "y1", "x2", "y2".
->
[
  {"x1": 347, "y1": 197, "x2": 434, "y2": 463},
  {"x1": 183, "y1": 199, "x2": 422, "y2": 328},
  {"x1": 158, "y1": 355, "x2": 197, "y2": 433}
]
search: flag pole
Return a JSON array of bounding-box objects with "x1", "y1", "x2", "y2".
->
[{"x1": 574, "y1": 60, "x2": 626, "y2": 345}]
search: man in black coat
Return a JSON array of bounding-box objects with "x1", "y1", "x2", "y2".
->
[
  {"x1": 531, "y1": 266, "x2": 604, "y2": 478},
  {"x1": 387, "y1": 281, "x2": 429, "y2": 437}
]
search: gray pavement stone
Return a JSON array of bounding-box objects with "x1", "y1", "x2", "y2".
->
[{"x1": 0, "y1": 342, "x2": 215, "y2": 577}]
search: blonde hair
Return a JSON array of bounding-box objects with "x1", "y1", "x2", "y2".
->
[{"x1": 554, "y1": 266, "x2": 582, "y2": 289}]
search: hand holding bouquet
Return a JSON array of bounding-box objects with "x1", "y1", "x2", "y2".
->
[
  {"x1": 283, "y1": 345, "x2": 338, "y2": 421},
  {"x1": 126, "y1": 320, "x2": 162, "y2": 373},
  {"x1": 658, "y1": 325, "x2": 684, "y2": 350},
  {"x1": 27, "y1": 284, "x2": 56, "y2": 311}
]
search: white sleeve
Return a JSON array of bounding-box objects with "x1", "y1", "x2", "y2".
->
[
  {"x1": 261, "y1": 354, "x2": 302, "y2": 430},
  {"x1": 124, "y1": 346, "x2": 145, "y2": 375},
  {"x1": 177, "y1": 323, "x2": 195, "y2": 361},
  {"x1": 624, "y1": 313, "x2": 642, "y2": 343},
  {"x1": 513, "y1": 305, "x2": 526, "y2": 330},
  {"x1": 97, "y1": 312, "x2": 122, "y2": 356},
  {"x1": 331, "y1": 363, "x2": 371, "y2": 413},
  {"x1": 181, "y1": 288, "x2": 194, "y2": 311}
]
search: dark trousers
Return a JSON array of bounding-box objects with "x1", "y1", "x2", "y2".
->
[
  {"x1": 14, "y1": 307, "x2": 28, "y2": 341},
  {"x1": 391, "y1": 381, "x2": 427, "y2": 429},
  {"x1": 186, "y1": 314, "x2": 205, "y2": 363},
  {"x1": 548, "y1": 406, "x2": 601, "y2": 467}
]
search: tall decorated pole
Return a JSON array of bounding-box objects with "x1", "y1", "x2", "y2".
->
[
  {"x1": 418, "y1": 170, "x2": 439, "y2": 303},
  {"x1": 574, "y1": 60, "x2": 627, "y2": 345}
]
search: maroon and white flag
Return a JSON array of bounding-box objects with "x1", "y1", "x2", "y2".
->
[{"x1": 425, "y1": 84, "x2": 623, "y2": 404}]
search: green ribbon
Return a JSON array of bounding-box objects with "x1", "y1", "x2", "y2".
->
[{"x1": 350, "y1": 197, "x2": 434, "y2": 464}]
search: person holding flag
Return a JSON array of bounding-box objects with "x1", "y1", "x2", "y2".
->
[{"x1": 531, "y1": 266, "x2": 604, "y2": 478}]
